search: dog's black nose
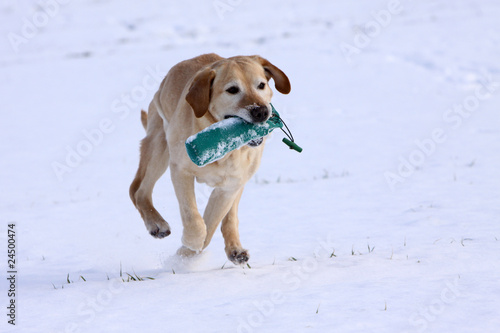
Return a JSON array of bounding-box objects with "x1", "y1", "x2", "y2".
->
[{"x1": 249, "y1": 105, "x2": 269, "y2": 123}]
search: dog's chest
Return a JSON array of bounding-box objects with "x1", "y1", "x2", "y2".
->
[
  {"x1": 196, "y1": 170, "x2": 239, "y2": 188},
  {"x1": 195, "y1": 161, "x2": 245, "y2": 188},
  {"x1": 194, "y1": 147, "x2": 261, "y2": 188}
]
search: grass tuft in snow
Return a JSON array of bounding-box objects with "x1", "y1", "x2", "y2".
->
[
  {"x1": 119, "y1": 262, "x2": 154, "y2": 282},
  {"x1": 122, "y1": 271, "x2": 154, "y2": 282},
  {"x1": 461, "y1": 238, "x2": 473, "y2": 246}
]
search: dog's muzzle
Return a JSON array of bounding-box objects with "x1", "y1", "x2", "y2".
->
[{"x1": 249, "y1": 105, "x2": 269, "y2": 123}]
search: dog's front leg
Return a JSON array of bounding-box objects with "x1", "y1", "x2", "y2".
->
[
  {"x1": 170, "y1": 166, "x2": 207, "y2": 253},
  {"x1": 220, "y1": 189, "x2": 250, "y2": 265},
  {"x1": 202, "y1": 187, "x2": 242, "y2": 248},
  {"x1": 202, "y1": 187, "x2": 249, "y2": 265}
]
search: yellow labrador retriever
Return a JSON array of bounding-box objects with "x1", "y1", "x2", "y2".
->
[{"x1": 129, "y1": 54, "x2": 290, "y2": 265}]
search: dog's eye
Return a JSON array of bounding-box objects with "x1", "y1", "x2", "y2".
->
[
  {"x1": 257, "y1": 82, "x2": 266, "y2": 90},
  {"x1": 226, "y1": 86, "x2": 240, "y2": 94}
]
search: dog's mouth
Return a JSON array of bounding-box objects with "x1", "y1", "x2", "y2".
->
[{"x1": 247, "y1": 137, "x2": 263, "y2": 147}]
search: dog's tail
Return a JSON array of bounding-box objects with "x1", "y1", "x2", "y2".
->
[{"x1": 140, "y1": 110, "x2": 148, "y2": 130}]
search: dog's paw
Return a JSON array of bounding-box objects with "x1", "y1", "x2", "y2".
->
[
  {"x1": 181, "y1": 226, "x2": 207, "y2": 252},
  {"x1": 227, "y1": 249, "x2": 250, "y2": 265},
  {"x1": 176, "y1": 245, "x2": 198, "y2": 257},
  {"x1": 181, "y1": 236, "x2": 205, "y2": 252},
  {"x1": 150, "y1": 227, "x2": 171, "y2": 239},
  {"x1": 146, "y1": 222, "x2": 171, "y2": 239}
]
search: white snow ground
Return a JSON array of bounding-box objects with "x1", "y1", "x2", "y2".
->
[{"x1": 1, "y1": 0, "x2": 500, "y2": 332}]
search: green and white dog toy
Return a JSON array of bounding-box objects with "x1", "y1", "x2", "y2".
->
[{"x1": 185, "y1": 104, "x2": 302, "y2": 167}]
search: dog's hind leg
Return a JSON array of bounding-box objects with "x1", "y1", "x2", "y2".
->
[{"x1": 130, "y1": 107, "x2": 171, "y2": 238}]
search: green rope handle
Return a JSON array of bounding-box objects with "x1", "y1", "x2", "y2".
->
[
  {"x1": 270, "y1": 104, "x2": 303, "y2": 153},
  {"x1": 282, "y1": 138, "x2": 303, "y2": 153}
]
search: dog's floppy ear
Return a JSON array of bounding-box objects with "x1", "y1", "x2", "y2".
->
[
  {"x1": 186, "y1": 67, "x2": 216, "y2": 118},
  {"x1": 255, "y1": 56, "x2": 291, "y2": 94}
]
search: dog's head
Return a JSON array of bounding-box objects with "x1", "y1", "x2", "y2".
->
[{"x1": 186, "y1": 56, "x2": 290, "y2": 124}]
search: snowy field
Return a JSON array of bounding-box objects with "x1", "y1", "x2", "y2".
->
[{"x1": 1, "y1": 0, "x2": 500, "y2": 332}]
